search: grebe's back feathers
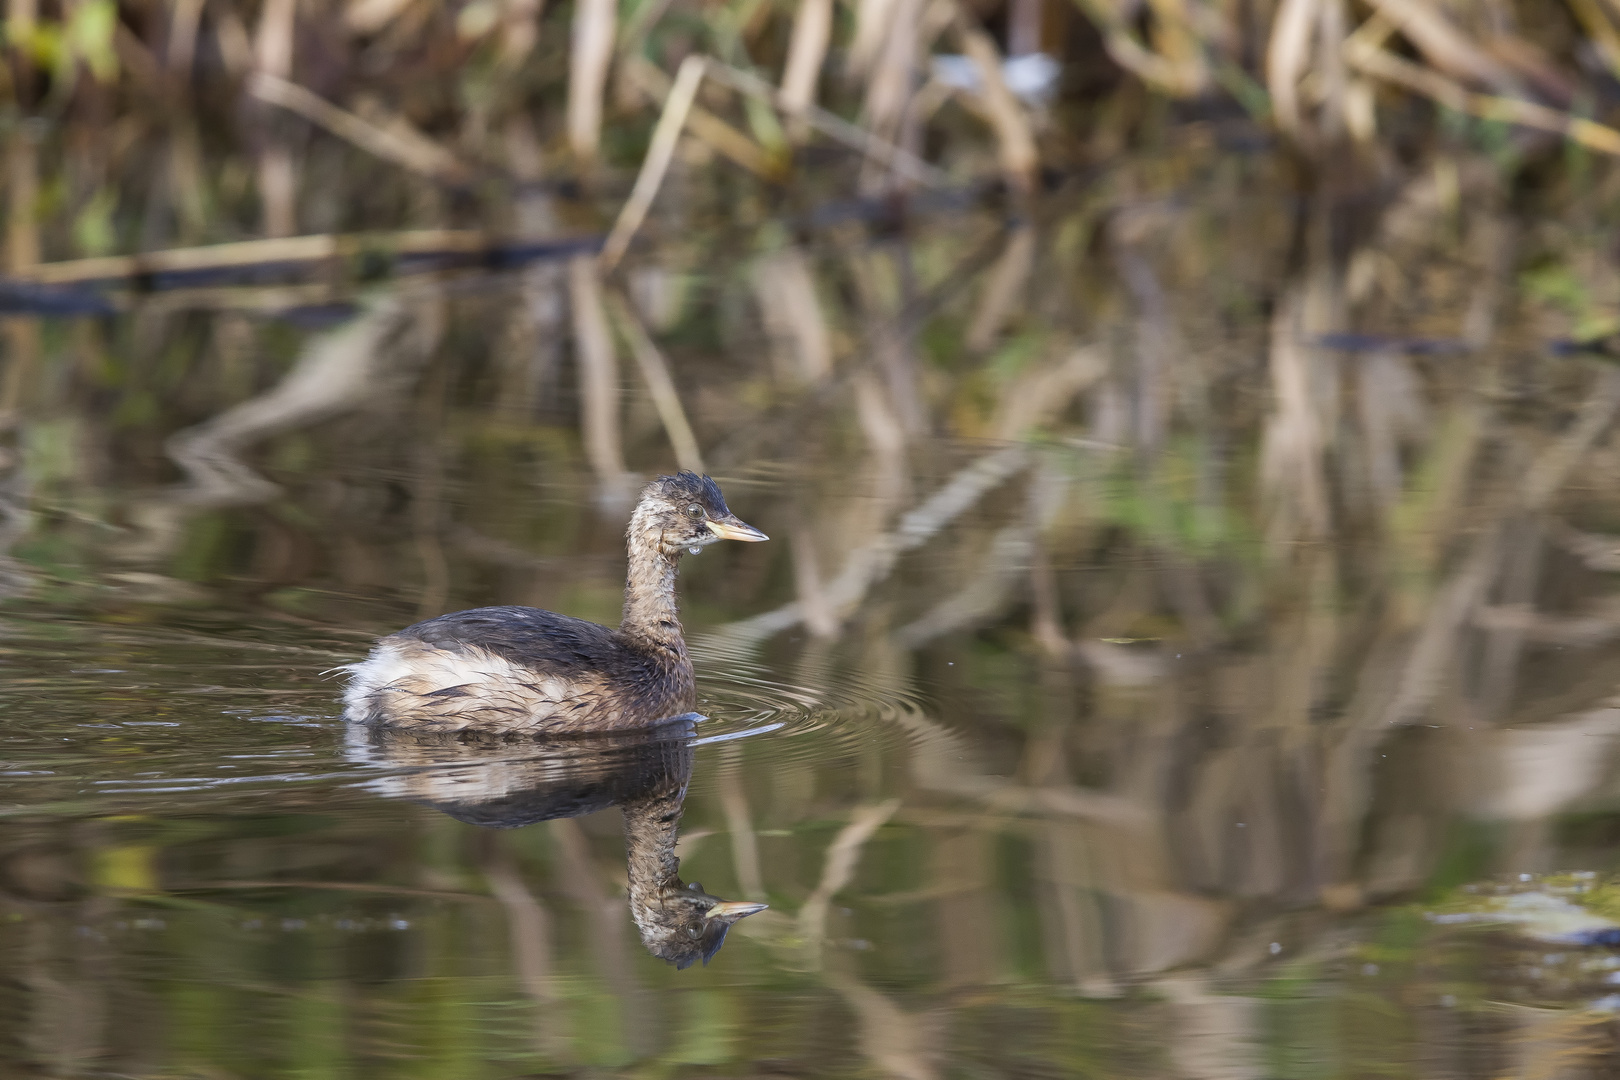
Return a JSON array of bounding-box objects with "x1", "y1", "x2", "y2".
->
[
  {"x1": 394, "y1": 605, "x2": 621, "y2": 669},
  {"x1": 343, "y1": 606, "x2": 688, "y2": 731}
]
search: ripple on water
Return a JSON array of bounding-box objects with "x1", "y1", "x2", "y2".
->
[
  {"x1": 0, "y1": 614, "x2": 942, "y2": 813},
  {"x1": 687, "y1": 633, "x2": 935, "y2": 770}
]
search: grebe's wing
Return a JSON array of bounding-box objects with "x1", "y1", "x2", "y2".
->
[{"x1": 392, "y1": 605, "x2": 621, "y2": 671}]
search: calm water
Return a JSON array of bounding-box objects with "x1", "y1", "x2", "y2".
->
[
  {"x1": 8, "y1": 152, "x2": 1620, "y2": 1075},
  {"x1": 7, "y1": 492, "x2": 1620, "y2": 1076}
]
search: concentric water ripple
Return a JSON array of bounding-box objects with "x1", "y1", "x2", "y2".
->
[{"x1": 686, "y1": 631, "x2": 938, "y2": 769}]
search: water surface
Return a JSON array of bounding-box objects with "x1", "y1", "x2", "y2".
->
[{"x1": 7, "y1": 121, "x2": 1620, "y2": 1077}]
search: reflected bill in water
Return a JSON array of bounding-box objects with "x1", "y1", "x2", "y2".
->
[{"x1": 346, "y1": 711, "x2": 767, "y2": 968}]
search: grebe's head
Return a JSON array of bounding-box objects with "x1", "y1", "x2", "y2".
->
[{"x1": 631, "y1": 472, "x2": 768, "y2": 557}]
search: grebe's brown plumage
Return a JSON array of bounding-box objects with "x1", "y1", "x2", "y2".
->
[{"x1": 342, "y1": 473, "x2": 766, "y2": 732}]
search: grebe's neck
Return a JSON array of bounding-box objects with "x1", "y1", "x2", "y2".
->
[{"x1": 620, "y1": 519, "x2": 686, "y2": 654}]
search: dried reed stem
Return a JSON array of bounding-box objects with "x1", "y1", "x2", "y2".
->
[
  {"x1": 1346, "y1": 44, "x2": 1620, "y2": 156},
  {"x1": 603, "y1": 287, "x2": 705, "y2": 473},
  {"x1": 599, "y1": 55, "x2": 706, "y2": 274},
  {"x1": 1361, "y1": 0, "x2": 1519, "y2": 94},
  {"x1": 1266, "y1": 0, "x2": 1318, "y2": 137},
  {"x1": 1066, "y1": 0, "x2": 1204, "y2": 96},
  {"x1": 254, "y1": 0, "x2": 295, "y2": 77},
  {"x1": 624, "y1": 56, "x2": 776, "y2": 178},
  {"x1": 780, "y1": 0, "x2": 834, "y2": 134},
  {"x1": 345, "y1": 0, "x2": 414, "y2": 35},
  {"x1": 863, "y1": 0, "x2": 923, "y2": 154},
  {"x1": 258, "y1": 149, "x2": 297, "y2": 238},
  {"x1": 850, "y1": 0, "x2": 900, "y2": 75},
  {"x1": 568, "y1": 0, "x2": 618, "y2": 171},
  {"x1": 1143, "y1": 0, "x2": 1208, "y2": 94},
  {"x1": 250, "y1": 74, "x2": 471, "y2": 184},
  {"x1": 212, "y1": 5, "x2": 253, "y2": 76},
  {"x1": 497, "y1": 0, "x2": 543, "y2": 71},
  {"x1": 705, "y1": 62, "x2": 950, "y2": 187},
  {"x1": 254, "y1": 0, "x2": 299, "y2": 237},
  {"x1": 6, "y1": 127, "x2": 38, "y2": 274},
  {"x1": 1568, "y1": 0, "x2": 1620, "y2": 78},
  {"x1": 167, "y1": 0, "x2": 206, "y2": 75},
  {"x1": 6, "y1": 0, "x2": 32, "y2": 50}
]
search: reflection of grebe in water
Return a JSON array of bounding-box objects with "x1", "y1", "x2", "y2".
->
[
  {"x1": 342, "y1": 473, "x2": 767, "y2": 733},
  {"x1": 346, "y1": 714, "x2": 767, "y2": 968}
]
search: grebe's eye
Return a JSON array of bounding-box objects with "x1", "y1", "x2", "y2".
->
[{"x1": 686, "y1": 505, "x2": 705, "y2": 520}]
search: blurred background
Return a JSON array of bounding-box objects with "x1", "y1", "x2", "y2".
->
[{"x1": 6, "y1": 0, "x2": 1620, "y2": 1074}]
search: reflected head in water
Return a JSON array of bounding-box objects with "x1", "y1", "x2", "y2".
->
[
  {"x1": 346, "y1": 711, "x2": 767, "y2": 968},
  {"x1": 340, "y1": 472, "x2": 766, "y2": 733},
  {"x1": 640, "y1": 880, "x2": 768, "y2": 969}
]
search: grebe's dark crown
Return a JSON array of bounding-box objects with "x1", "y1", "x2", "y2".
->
[{"x1": 643, "y1": 472, "x2": 731, "y2": 517}]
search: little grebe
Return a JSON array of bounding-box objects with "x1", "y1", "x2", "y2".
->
[{"x1": 343, "y1": 473, "x2": 766, "y2": 732}]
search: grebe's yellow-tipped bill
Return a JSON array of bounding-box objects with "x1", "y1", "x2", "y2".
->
[{"x1": 707, "y1": 517, "x2": 769, "y2": 542}]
